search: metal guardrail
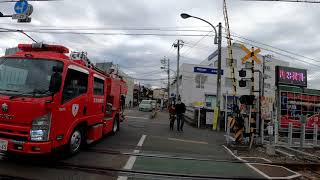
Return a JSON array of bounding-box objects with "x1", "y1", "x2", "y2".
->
[{"x1": 266, "y1": 122, "x2": 319, "y2": 148}]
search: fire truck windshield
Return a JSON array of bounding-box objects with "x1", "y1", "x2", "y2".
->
[{"x1": 0, "y1": 57, "x2": 63, "y2": 97}]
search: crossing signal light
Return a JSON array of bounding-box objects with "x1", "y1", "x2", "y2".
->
[
  {"x1": 239, "y1": 80, "x2": 247, "y2": 87},
  {"x1": 239, "y1": 70, "x2": 246, "y2": 77},
  {"x1": 239, "y1": 95, "x2": 255, "y2": 105}
]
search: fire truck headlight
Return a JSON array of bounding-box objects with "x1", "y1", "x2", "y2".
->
[{"x1": 30, "y1": 113, "x2": 51, "y2": 142}]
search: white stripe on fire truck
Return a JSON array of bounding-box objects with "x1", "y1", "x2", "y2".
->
[{"x1": 68, "y1": 65, "x2": 89, "y2": 74}]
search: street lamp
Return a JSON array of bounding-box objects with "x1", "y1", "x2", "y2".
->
[
  {"x1": 181, "y1": 13, "x2": 222, "y2": 130},
  {"x1": 180, "y1": 13, "x2": 218, "y2": 44}
]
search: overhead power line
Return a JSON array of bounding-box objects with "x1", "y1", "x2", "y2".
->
[
  {"x1": 0, "y1": 0, "x2": 62, "y2": 3},
  {"x1": 232, "y1": 38, "x2": 320, "y2": 68},
  {"x1": 0, "y1": 23, "x2": 210, "y2": 29},
  {"x1": 21, "y1": 30, "x2": 215, "y2": 37},
  {"x1": 181, "y1": 30, "x2": 214, "y2": 56},
  {"x1": 120, "y1": 65, "x2": 160, "y2": 69},
  {"x1": 226, "y1": 31, "x2": 320, "y2": 63},
  {"x1": 241, "y1": 0, "x2": 320, "y2": 3},
  {"x1": 30, "y1": 28, "x2": 211, "y2": 33},
  {"x1": 134, "y1": 78, "x2": 168, "y2": 81}
]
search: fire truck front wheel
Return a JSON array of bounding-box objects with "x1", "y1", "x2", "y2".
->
[
  {"x1": 68, "y1": 127, "x2": 84, "y2": 154},
  {"x1": 112, "y1": 116, "x2": 120, "y2": 135}
]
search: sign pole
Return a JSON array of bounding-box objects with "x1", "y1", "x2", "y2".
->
[
  {"x1": 216, "y1": 22, "x2": 222, "y2": 131},
  {"x1": 225, "y1": 91, "x2": 228, "y2": 132}
]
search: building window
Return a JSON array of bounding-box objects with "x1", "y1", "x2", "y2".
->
[
  {"x1": 227, "y1": 59, "x2": 237, "y2": 67},
  {"x1": 205, "y1": 95, "x2": 216, "y2": 109},
  {"x1": 195, "y1": 74, "x2": 207, "y2": 89},
  {"x1": 214, "y1": 60, "x2": 218, "y2": 67},
  {"x1": 225, "y1": 78, "x2": 233, "y2": 88},
  {"x1": 264, "y1": 74, "x2": 271, "y2": 79},
  {"x1": 264, "y1": 66, "x2": 271, "y2": 71},
  {"x1": 264, "y1": 83, "x2": 271, "y2": 89}
]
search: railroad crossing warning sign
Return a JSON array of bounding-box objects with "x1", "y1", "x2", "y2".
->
[{"x1": 240, "y1": 44, "x2": 262, "y2": 64}]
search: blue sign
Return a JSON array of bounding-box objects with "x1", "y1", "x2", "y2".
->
[
  {"x1": 14, "y1": 0, "x2": 28, "y2": 14},
  {"x1": 194, "y1": 67, "x2": 224, "y2": 75}
]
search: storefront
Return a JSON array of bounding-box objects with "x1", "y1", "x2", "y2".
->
[
  {"x1": 279, "y1": 85, "x2": 320, "y2": 129},
  {"x1": 276, "y1": 66, "x2": 320, "y2": 129}
]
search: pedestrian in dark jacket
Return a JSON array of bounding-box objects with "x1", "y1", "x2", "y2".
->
[
  {"x1": 175, "y1": 100, "x2": 186, "y2": 131},
  {"x1": 169, "y1": 104, "x2": 176, "y2": 130}
]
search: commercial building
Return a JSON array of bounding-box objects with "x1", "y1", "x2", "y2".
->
[{"x1": 171, "y1": 43, "x2": 289, "y2": 122}]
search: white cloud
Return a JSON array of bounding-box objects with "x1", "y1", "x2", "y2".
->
[{"x1": 0, "y1": 0, "x2": 320, "y2": 87}]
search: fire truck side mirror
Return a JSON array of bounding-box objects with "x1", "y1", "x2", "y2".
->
[{"x1": 49, "y1": 72, "x2": 62, "y2": 94}]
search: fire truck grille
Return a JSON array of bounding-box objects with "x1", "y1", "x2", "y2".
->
[{"x1": 0, "y1": 133, "x2": 28, "y2": 142}]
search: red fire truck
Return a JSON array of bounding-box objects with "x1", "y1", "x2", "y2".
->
[{"x1": 0, "y1": 43, "x2": 127, "y2": 155}]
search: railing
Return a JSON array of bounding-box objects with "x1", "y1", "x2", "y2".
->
[{"x1": 263, "y1": 121, "x2": 319, "y2": 148}]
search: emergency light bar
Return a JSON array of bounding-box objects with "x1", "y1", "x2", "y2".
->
[{"x1": 18, "y1": 43, "x2": 69, "y2": 54}]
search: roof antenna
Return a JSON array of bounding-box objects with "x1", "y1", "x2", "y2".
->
[
  {"x1": 0, "y1": 28, "x2": 38, "y2": 43},
  {"x1": 17, "y1": 30, "x2": 38, "y2": 43}
]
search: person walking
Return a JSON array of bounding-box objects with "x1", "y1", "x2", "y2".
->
[
  {"x1": 129, "y1": 100, "x2": 132, "y2": 109},
  {"x1": 175, "y1": 99, "x2": 186, "y2": 132},
  {"x1": 169, "y1": 104, "x2": 176, "y2": 131},
  {"x1": 120, "y1": 95, "x2": 126, "y2": 112}
]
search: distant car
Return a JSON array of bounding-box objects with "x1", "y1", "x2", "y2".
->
[
  {"x1": 151, "y1": 100, "x2": 157, "y2": 109},
  {"x1": 139, "y1": 100, "x2": 154, "y2": 112}
]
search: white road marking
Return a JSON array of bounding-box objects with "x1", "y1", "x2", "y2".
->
[
  {"x1": 222, "y1": 145, "x2": 301, "y2": 179},
  {"x1": 239, "y1": 156, "x2": 272, "y2": 163},
  {"x1": 117, "y1": 134, "x2": 147, "y2": 180},
  {"x1": 168, "y1": 138, "x2": 208, "y2": 145},
  {"x1": 126, "y1": 116, "x2": 149, "y2": 120},
  {"x1": 223, "y1": 145, "x2": 270, "y2": 179},
  {"x1": 137, "y1": 134, "x2": 147, "y2": 147}
]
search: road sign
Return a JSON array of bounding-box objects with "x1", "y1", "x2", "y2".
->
[
  {"x1": 194, "y1": 101, "x2": 204, "y2": 107},
  {"x1": 240, "y1": 44, "x2": 262, "y2": 64},
  {"x1": 18, "y1": 17, "x2": 31, "y2": 23},
  {"x1": 194, "y1": 67, "x2": 224, "y2": 75},
  {"x1": 26, "y1": 4, "x2": 33, "y2": 16},
  {"x1": 12, "y1": 13, "x2": 27, "y2": 20},
  {"x1": 14, "y1": 0, "x2": 28, "y2": 14}
]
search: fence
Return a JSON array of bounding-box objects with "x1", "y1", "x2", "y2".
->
[{"x1": 262, "y1": 121, "x2": 319, "y2": 148}]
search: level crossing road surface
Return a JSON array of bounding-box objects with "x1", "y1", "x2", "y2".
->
[{"x1": 0, "y1": 108, "x2": 263, "y2": 180}]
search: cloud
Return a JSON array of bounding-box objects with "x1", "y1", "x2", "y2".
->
[{"x1": 0, "y1": 0, "x2": 320, "y2": 87}]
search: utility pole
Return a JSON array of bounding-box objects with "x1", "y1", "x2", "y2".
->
[
  {"x1": 216, "y1": 22, "x2": 222, "y2": 130},
  {"x1": 262, "y1": 56, "x2": 265, "y2": 97},
  {"x1": 167, "y1": 59, "x2": 170, "y2": 105},
  {"x1": 173, "y1": 40, "x2": 183, "y2": 101},
  {"x1": 138, "y1": 82, "x2": 141, "y2": 103}
]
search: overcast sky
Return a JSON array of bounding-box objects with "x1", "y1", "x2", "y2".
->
[{"x1": 0, "y1": 0, "x2": 320, "y2": 88}]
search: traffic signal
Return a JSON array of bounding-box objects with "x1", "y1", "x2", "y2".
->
[
  {"x1": 239, "y1": 70, "x2": 246, "y2": 77},
  {"x1": 239, "y1": 95, "x2": 255, "y2": 105},
  {"x1": 239, "y1": 80, "x2": 247, "y2": 87}
]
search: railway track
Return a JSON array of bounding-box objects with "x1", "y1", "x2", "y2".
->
[{"x1": 2, "y1": 145, "x2": 320, "y2": 179}]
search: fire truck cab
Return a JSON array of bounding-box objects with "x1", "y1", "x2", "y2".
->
[{"x1": 0, "y1": 43, "x2": 127, "y2": 154}]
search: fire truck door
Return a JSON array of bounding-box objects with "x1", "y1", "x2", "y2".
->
[{"x1": 53, "y1": 66, "x2": 89, "y2": 146}]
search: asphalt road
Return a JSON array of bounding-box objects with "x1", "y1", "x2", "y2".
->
[{"x1": 0, "y1": 108, "x2": 263, "y2": 180}]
